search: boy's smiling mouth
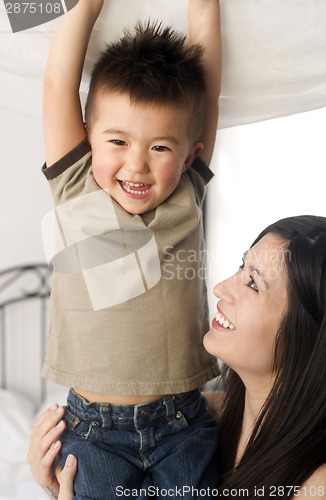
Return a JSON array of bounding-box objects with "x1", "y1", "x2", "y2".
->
[{"x1": 118, "y1": 180, "x2": 153, "y2": 199}]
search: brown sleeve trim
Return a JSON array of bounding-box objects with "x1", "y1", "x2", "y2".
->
[
  {"x1": 191, "y1": 156, "x2": 214, "y2": 185},
  {"x1": 41, "y1": 137, "x2": 91, "y2": 180}
]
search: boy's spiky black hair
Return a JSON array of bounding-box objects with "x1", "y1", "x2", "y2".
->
[{"x1": 85, "y1": 21, "x2": 206, "y2": 142}]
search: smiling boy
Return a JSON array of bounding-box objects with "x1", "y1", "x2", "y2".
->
[
  {"x1": 87, "y1": 91, "x2": 202, "y2": 215},
  {"x1": 41, "y1": 0, "x2": 222, "y2": 497}
]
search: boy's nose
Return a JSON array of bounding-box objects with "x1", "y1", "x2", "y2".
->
[{"x1": 126, "y1": 154, "x2": 149, "y2": 174}]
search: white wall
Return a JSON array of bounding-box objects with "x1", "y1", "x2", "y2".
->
[
  {"x1": 206, "y1": 107, "x2": 326, "y2": 315},
  {"x1": 1, "y1": 107, "x2": 52, "y2": 269}
]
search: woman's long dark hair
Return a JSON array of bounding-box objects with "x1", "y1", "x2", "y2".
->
[{"x1": 219, "y1": 215, "x2": 326, "y2": 498}]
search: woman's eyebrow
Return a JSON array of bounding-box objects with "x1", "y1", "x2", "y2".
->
[
  {"x1": 243, "y1": 251, "x2": 269, "y2": 289},
  {"x1": 249, "y1": 265, "x2": 269, "y2": 289},
  {"x1": 241, "y1": 250, "x2": 248, "y2": 264}
]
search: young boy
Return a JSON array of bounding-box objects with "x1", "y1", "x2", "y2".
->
[{"x1": 41, "y1": 0, "x2": 222, "y2": 497}]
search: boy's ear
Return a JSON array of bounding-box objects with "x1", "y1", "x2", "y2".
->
[{"x1": 182, "y1": 142, "x2": 204, "y2": 173}]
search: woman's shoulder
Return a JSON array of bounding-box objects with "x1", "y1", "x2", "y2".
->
[
  {"x1": 202, "y1": 390, "x2": 226, "y2": 422},
  {"x1": 298, "y1": 464, "x2": 326, "y2": 498}
]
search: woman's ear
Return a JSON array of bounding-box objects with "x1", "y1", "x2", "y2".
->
[{"x1": 182, "y1": 142, "x2": 204, "y2": 173}]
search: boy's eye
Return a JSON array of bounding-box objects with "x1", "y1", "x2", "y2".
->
[
  {"x1": 110, "y1": 140, "x2": 127, "y2": 146},
  {"x1": 247, "y1": 276, "x2": 258, "y2": 292},
  {"x1": 152, "y1": 145, "x2": 171, "y2": 152}
]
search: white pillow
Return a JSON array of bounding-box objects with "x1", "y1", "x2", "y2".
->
[{"x1": 0, "y1": 389, "x2": 35, "y2": 487}]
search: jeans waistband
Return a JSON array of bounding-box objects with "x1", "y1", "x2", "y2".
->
[{"x1": 66, "y1": 388, "x2": 202, "y2": 429}]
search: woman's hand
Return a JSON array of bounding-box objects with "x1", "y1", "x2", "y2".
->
[
  {"x1": 27, "y1": 404, "x2": 70, "y2": 498},
  {"x1": 203, "y1": 390, "x2": 226, "y2": 422},
  {"x1": 58, "y1": 454, "x2": 77, "y2": 500}
]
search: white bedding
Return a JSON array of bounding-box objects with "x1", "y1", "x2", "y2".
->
[
  {"x1": 0, "y1": 388, "x2": 68, "y2": 500},
  {"x1": 1, "y1": 0, "x2": 326, "y2": 127}
]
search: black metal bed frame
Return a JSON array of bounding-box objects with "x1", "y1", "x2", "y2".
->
[{"x1": 0, "y1": 264, "x2": 51, "y2": 402}]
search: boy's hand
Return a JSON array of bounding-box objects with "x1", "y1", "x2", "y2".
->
[
  {"x1": 43, "y1": 0, "x2": 104, "y2": 167},
  {"x1": 188, "y1": 0, "x2": 221, "y2": 166},
  {"x1": 27, "y1": 404, "x2": 67, "y2": 498}
]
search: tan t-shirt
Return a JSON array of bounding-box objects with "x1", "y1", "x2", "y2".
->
[{"x1": 41, "y1": 138, "x2": 220, "y2": 395}]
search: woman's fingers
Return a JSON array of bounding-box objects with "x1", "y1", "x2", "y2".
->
[
  {"x1": 40, "y1": 415, "x2": 66, "y2": 456},
  {"x1": 29, "y1": 440, "x2": 62, "y2": 491},
  {"x1": 58, "y1": 455, "x2": 77, "y2": 500},
  {"x1": 53, "y1": 455, "x2": 64, "y2": 482},
  {"x1": 42, "y1": 439, "x2": 63, "y2": 471},
  {"x1": 32, "y1": 405, "x2": 66, "y2": 442},
  {"x1": 27, "y1": 405, "x2": 66, "y2": 490},
  {"x1": 29, "y1": 406, "x2": 65, "y2": 457}
]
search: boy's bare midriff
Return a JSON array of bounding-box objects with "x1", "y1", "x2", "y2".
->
[{"x1": 74, "y1": 388, "x2": 166, "y2": 405}]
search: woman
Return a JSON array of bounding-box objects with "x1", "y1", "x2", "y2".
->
[
  {"x1": 205, "y1": 215, "x2": 326, "y2": 497},
  {"x1": 28, "y1": 215, "x2": 326, "y2": 498}
]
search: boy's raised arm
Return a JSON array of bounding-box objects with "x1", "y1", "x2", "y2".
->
[
  {"x1": 189, "y1": 0, "x2": 222, "y2": 166},
  {"x1": 43, "y1": 0, "x2": 104, "y2": 167}
]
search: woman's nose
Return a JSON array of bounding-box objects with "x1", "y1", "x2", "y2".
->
[{"x1": 213, "y1": 272, "x2": 238, "y2": 302}]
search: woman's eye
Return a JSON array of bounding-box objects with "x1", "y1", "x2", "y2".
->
[
  {"x1": 247, "y1": 276, "x2": 258, "y2": 292},
  {"x1": 152, "y1": 145, "x2": 170, "y2": 152}
]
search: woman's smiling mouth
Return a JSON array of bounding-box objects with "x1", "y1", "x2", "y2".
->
[{"x1": 212, "y1": 305, "x2": 236, "y2": 331}]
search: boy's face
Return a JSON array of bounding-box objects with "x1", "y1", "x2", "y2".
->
[{"x1": 87, "y1": 91, "x2": 203, "y2": 214}]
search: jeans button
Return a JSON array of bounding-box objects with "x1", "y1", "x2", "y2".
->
[
  {"x1": 176, "y1": 411, "x2": 182, "y2": 419},
  {"x1": 141, "y1": 408, "x2": 151, "y2": 419},
  {"x1": 92, "y1": 421, "x2": 99, "y2": 427}
]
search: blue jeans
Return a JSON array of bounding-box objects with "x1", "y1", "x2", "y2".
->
[{"x1": 60, "y1": 389, "x2": 219, "y2": 499}]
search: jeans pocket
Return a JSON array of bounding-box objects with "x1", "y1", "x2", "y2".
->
[
  {"x1": 152, "y1": 411, "x2": 188, "y2": 444},
  {"x1": 63, "y1": 407, "x2": 81, "y2": 431},
  {"x1": 64, "y1": 408, "x2": 102, "y2": 440}
]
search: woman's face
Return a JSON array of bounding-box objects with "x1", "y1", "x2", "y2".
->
[{"x1": 203, "y1": 233, "x2": 288, "y2": 383}]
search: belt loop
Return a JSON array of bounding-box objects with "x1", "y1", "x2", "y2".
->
[
  {"x1": 163, "y1": 395, "x2": 176, "y2": 420},
  {"x1": 99, "y1": 404, "x2": 113, "y2": 429}
]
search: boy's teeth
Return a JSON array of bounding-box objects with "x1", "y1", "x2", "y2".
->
[
  {"x1": 216, "y1": 312, "x2": 235, "y2": 330},
  {"x1": 121, "y1": 181, "x2": 150, "y2": 194},
  {"x1": 125, "y1": 181, "x2": 143, "y2": 187}
]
